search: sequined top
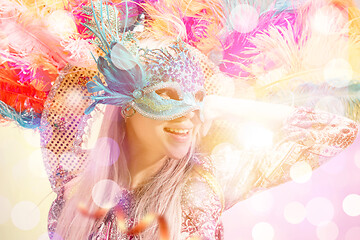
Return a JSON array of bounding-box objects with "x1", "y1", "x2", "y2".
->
[{"x1": 46, "y1": 107, "x2": 358, "y2": 239}]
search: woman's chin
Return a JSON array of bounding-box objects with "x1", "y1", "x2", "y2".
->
[
  {"x1": 166, "y1": 146, "x2": 191, "y2": 160},
  {"x1": 164, "y1": 134, "x2": 196, "y2": 159}
]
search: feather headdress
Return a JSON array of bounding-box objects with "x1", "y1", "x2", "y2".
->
[
  {"x1": 0, "y1": 0, "x2": 359, "y2": 124},
  {"x1": 0, "y1": 0, "x2": 95, "y2": 128},
  {"x1": 0, "y1": 0, "x2": 69, "y2": 127}
]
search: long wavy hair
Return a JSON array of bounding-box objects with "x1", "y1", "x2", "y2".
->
[{"x1": 55, "y1": 105, "x2": 199, "y2": 239}]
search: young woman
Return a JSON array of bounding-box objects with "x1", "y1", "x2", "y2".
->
[{"x1": 1, "y1": 0, "x2": 359, "y2": 239}]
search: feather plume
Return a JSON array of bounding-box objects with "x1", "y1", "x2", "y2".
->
[
  {"x1": 231, "y1": 0, "x2": 360, "y2": 122},
  {"x1": 263, "y1": 83, "x2": 360, "y2": 122},
  {"x1": 142, "y1": 0, "x2": 224, "y2": 53},
  {"x1": 0, "y1": 62, "x2": 46, "y2": 128},
  {"x1": 1, "y1": 17, "x2": 69, "y2": 70},
  {"x1": 82, "y1": 2, "x2": 147, "y2": 114},
  {"x1": 0, "y1": 0, "x2": 76, "y2": 128},
  {"x1": 0, "y1": 63, "x2": 48, "y2": 113},
  {"x1": 220, "y1": 1, "x2": 299, "y2": 77}
]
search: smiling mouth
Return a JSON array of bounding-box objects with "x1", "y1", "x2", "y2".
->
[{"x1": 164, "y1": 127, "x2": 190, "y2": 135}]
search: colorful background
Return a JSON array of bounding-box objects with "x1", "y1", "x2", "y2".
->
[{"x1": 1, "y1": 0, "x2": 360, "y2": 239}]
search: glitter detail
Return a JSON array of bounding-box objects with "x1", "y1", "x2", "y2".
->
[
  {"x1": 52, "y1": 165, "x2": 74, "y2": 189},
  {"x1": 131, "y1": 101, "x2": 199, "y2": 121},
  {"x1": 139, "y1": 40, "x2": 205, "y2": 93},
  {"x1": 78, "y1": 76, "x2": 90, "y2": 90},
  {"x1": 132, "y1": 89, "x2": 143, "y2": 99},
  {"x1": 53, "y1": 117, "x2": 70, "y2": 132},
  {"x1": 48, "y1": 190, "x2": 65, "y2": 239},
  {"x1": 40, "y1": 63, "x2": 97, "y2": 193},
  {"x1": 134, "y1": 95, "x2": 173, "y2": 112}
]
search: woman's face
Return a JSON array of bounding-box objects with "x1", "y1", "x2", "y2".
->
[{"x1": 125, "y1": 106, "x2": 201, "y2": 160}]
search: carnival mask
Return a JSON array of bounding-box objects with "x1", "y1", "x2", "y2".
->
[{"x1": 85, "y1": 39, "x2": 205, "y2": 121}]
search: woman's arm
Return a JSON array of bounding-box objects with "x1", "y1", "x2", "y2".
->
[
  {"x1": 203, "y1": 95, "x2": 294, "y2": 130},
  {"x1": 203, "y1": 95, "x2": 359, "y2": 210}
]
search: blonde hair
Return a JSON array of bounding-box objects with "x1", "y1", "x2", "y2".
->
[{"x1": 55, "y1": 105, "x2": 198, "y2": 239}]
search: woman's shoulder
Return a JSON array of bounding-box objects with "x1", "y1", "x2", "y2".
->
[
  {"x1": 182, "y1": 153, "x2": 224, "y2": 210},
  {"x1": 180, "y1": 154, "x2": 225, "y2": 239},
  {"x1": 191, "y1": 153, "x2": 215, "y2": 173}
]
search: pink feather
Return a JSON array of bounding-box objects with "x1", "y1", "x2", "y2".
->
[
  {"x1": 220, "y1": 9, "x2": 299, "y2": 78},
  {"x1": 1, "y1": 18, "x2": 69, "y2": 70}
]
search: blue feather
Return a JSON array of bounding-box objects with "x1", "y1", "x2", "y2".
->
[
  {"x1": 82, "y1": 1, "x2": 146, "y2": 114},
  {"x1": 86, "y1": 79, "x2": 104, "y2": 93},
  {"x1": 0, "y1": 101, "x2": 40, "y2": 129}
]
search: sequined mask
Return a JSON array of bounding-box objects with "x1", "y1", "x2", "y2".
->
[
  {"x1": 132, "y1": 41, "x2": 205, "y2": 120},
  {"x1": 85, "y1": 40, "x2": 205, "y2": 121},
  {"x1": 83, "y1": 2, "x2": 205, "y2": 121}
]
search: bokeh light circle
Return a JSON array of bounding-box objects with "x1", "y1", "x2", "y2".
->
[
  {"x1": 0, "y1": 195, "x2": 12, "y2": 224},
  {"x1": 345, "y1": 227, "x2": 360, "y2": 240},
  {"x1": 59, "y1": 152, "x2": 80, "y2": 172},
  {"x1": 316, "y1": 221, "x2": 339, "y2": 240},
  {"x1": 208, "y1": 48, "x2": 224, "y2": 66},
  {"x1": 230, "y1": 4, "x2": 259, "y2": 33},
  {"x1": 306, "y1": 197, "x2": 334, "y2": 226},
  {"x1": 92, "y1": 179, "x2": 122, "y2": 209},
  {"x1": 38, "y1": 232, "x2": 50, "y2": 240},
  {"x1": 64, "y1": 89, "x2": 84, "y2": 108},
  {"x1": 250, "y1": 191, "x2": 274, "y2": 214},
  {"x1": 91, "y1": 137, "x2": 121, "y2": 166},
  {"x1": 311, "y1": 6, "x2": 347, "y2": 35},
  {"x1": 237, "y1": 122, "x2": 274, "y2": 150},
  {"x1": 46, "y1": 10, "x2": 77, "y2": 38},
  {"x1": 290, "y1": 161, "x2": 312, "y2": 183},
  {"x1": 252, "y1": 222, "x2": 275, "y2": 240},
  {"x1": 11, "y1": 201, "x2": 40, "y2": 230},
  {"x1": 111, "y1": 43, "x2": 137, "y2": 70},
  {"x1": 324, "y1": 58, "x2": 353, "y2": 88},
  {"x1": 28, "y1": 149, "x2": 48, "y2": 178},
  {"x1": 283, "y1": 201, "x2": 306, "y2": 224},
  {"x1": 343, "y1": 194, "x2": 360, "y2": 217}
]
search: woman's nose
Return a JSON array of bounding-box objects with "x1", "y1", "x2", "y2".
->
[
  {"x1": 185, "y1": 110, "x2": 195, "y2": 119},
  {"x1": 174, "y1": 110, "x2": 195, "y2": 122},
  {"x1": 186, "y1": 110, "x2": 202, "y2": 124}
]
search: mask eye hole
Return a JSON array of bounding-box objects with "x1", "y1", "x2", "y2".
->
[
  {"x1": 155, "y1": 88, "x2": 181, "y2": 100},
  {"x1": 195, "y1": 90, "x2": 205, "y2": 102}
]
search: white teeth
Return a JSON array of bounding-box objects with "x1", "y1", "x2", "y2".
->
[{"x1": 165, "y1": 128, "x2": 189, "y2": 134}]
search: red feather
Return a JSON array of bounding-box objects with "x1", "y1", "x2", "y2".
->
[
  {"x1": 0, "y1": 0, "x2": 72, "y2": 117},
  {"x1": 0, "y1": 63, "x2": 48, "y2": 113}
]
